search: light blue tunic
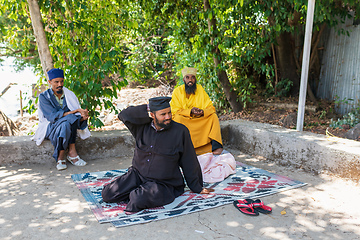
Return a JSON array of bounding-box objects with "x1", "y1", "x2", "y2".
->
[{"x1": 38, "y1": 89, "x2": 87, "y2": 161}]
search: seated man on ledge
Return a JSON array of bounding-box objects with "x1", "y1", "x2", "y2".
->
[
  {"x1": 170, "y1": 67, "x2": 223, "y2": 155},
  {"x1": 101, "y1": 97, "x2": 213, "y2": 214},
  {"x1": 32, "y1": 68, "x2": 91, "y2": 171}
]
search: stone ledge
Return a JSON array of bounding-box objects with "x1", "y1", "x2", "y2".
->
[
  {"x1": 0, "y1": 130, "x2": 135, "y2": 165},
  {"x1": 1, "y1": 120, "x2": 360, "y2": 181},
  {"x1": 221, "y1": 119, "x2": 360, "y2": 181}
]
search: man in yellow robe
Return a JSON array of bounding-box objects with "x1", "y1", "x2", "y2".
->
[{"x1": 170, "y1": 67, "x2": 223, "y2": 155}]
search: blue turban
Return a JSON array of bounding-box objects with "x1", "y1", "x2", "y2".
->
[
  {"x1": 149, "y1": 96, "x2": 172, "y2": 112},
  {"x1": 47, "y1": 68, "x2": 64, "y2": 80}
]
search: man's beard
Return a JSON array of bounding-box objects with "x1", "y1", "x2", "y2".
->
[
  {"x1": 154, "y1": 115, "x2": 172, "y2": 129},
  {"x1": 185, "y1": 81, "x2": 197, "y2": 95},
  {"x1": 56, "y1": 87, "x2": 63, "y2": 94}
]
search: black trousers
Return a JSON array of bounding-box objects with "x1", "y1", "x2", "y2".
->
[
  {"x1": 211, "y1": 139, "x2": 223, "y2": 151},
  {"x1": 101, "y1": 167, "x2": 176, "y2": 212},
  {"x1": 48, "y1": 117, "x2": 81, "y2": 161},
  {"x1": 58, "y1": 118, "x2": 79, "y2": 150}
]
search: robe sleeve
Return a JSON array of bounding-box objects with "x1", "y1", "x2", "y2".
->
[
  {"x1": 202, "y1": 106, "x2": 216, "y2": 118},
  {"x1": 179, "y1": 127, "x2": 203, "y2": 193},
  {"x1": 170, "y1": 87, "x2": 191, "y2": 117},
  {"x1": 193, "y1": 85, "x2": 216, "y2": 118},
  {"x1": 39, "y1": 93, "x2": 64, "y2": 124},
  {"x1": 175, "y1": 109, "x2": 191, "y2": 118},
  {"x1": 118, "y1": 104, "x2": 151, "y2": 137},
  {"x1": 196, "y1": 85, "x2": 215, "y2": 110}
]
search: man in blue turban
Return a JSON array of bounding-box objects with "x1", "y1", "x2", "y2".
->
[{"x1": 32, "y1": 68, "x2": 91, "y2": 170}]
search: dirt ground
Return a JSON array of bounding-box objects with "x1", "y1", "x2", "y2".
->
[
  {"x1": 218, "y1": 96, "x2": 353, "y2": 141},
  {"x1": 0, "y1": 149, "x2": 359, "y2": 240}
]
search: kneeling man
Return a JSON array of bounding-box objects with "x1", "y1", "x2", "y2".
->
[
  {"x1": 101, "y1": 97, "x2": 212, "y2": 214},
  {"x1": 170, "y1": 67, "x2": 223, "y2": 155}
]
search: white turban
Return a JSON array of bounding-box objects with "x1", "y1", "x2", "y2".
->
[{"x1": 181, "y1": 67, "x2": 197, "y2": 77}]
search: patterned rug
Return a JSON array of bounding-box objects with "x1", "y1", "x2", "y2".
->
[{"x1": 71, "y1": 162, "x2": 307, "y2": 228}]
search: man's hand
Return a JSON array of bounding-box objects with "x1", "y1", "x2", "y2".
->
[
  {"x1": 200, "y1": 188, "x2": 214, "y2": 194},
  {"x1": 63, "y1": 108, "x2": 89, "y2": 121},
  {"x1": 191, "y1": 107, "x2": 204, "y2": 117},
  {"x1": 78, "y1": 109, "x2": 89, "y2": 117},
  {"x1": 80, "y1": 116, "x2": 89, "y2": 121},
  {"x1": 78, "y1": 109, "x2": 89, "y2": 121}
]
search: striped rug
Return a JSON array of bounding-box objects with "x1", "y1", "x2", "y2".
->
[{"x1": 71, "y1": 162, "x2": 306, "y2": 228}]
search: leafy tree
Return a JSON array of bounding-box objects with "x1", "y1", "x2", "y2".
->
[
  {"x1": 39, "y1": 0, "x2": 130, "y2": 127},
  {"x1": 1, "y1": 0, "x2": 177, "y2": 126},
  {"x1": 121, "y1": 1, "x2": 177, "y2": 87},
  {"x1": 1, "y1": 0, "x2": 131, "y2": 127},
  {"x1": 1, "y1": 0, "x2": 360, "y2": 118},
  {"x1": 0, "y1": 0, "x2": 39, "y2": 70},
  {"x1": 137, "y1": 0, "x2": 269, "y2": 111}
]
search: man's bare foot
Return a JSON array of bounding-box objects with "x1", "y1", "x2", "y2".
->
[
  {"x1": 125, "y1": 210, "x2": 139, "y2": 215},
  {"x1": 68, "y1": 144, "x2": 79, "y2": 163},
  {"x1": 212, "y1": 148, "x2": 223, "y2": 155},
  {"x1": 200, "y1": 188, "x2": 215, "y2": 194},
  {"x1": 68, "y1": 153, "x2": 79, "y2": 163}
]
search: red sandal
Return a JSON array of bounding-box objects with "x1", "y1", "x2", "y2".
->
[
  {"x1": 233, "y1": 199, "x2": 259, "y2": 216},
  {"x1": 253, "y1": 199, "x2": 272, "y2": 214}
]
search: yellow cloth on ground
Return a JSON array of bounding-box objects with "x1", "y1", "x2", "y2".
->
[{"x1": 170, "y1": 84, "x2": 222, "y2": 155}]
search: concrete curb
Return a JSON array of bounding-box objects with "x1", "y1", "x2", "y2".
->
[
  {"x1": 1, "y1": 120, "x2": 359, "y2": 180},
  {"x1": 221, "y1": 119, "x2": 360, "y2": 180},
  {"x1": 0, "y1": 130, "x2": 135, "y2": 165}
]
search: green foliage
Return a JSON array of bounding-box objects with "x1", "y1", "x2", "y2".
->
[
  {"x1": 154, "y1": 0, "x2": 275, "y2": 108},
  {"x1": 1, "y1": 0, "x2": 132, "y2": 127},
  {"x1": 319, "y1": 110, "x2": 327, "y2": 119},
  {"x1": 39, "y1": 0, "x2": 131, "y2": 127},
  {"x1": 267, "y1": 78, "x2": 294, "y2": 97},
  {"x1": 334, "y1": 95, "x2": 354, "y2": 105},
  {"x1": 2, "y1": 0, "x2": 360, "y2": 120},
  {"x1": 124, "y1": 32, "x2": 175, "y2": 86},
  {"x1": 330, "y1": 111, "x2": 360, "y2": 129},
  {"x1": 0, "y1": 0, "x2": 39, "y2": 70},
  {"x1": 330, "y1": 96, "x2": 360, "y2": 129}
]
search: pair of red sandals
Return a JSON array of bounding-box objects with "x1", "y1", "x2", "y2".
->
[{"x1": 233, "y1": 199, "x2": 272, "y2": 216}]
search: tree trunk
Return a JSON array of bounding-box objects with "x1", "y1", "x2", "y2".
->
[
  {"x1": 203, "y1": 0, "x2": 243, "y2": 113},
  {"x1": 27, "y1": 0, "x2": 54, "y2": 78},
  {"x1": 306, "y1": 82, "x2": 317, "y2": 103},
  {"x1": 275, "y1": 32, "x2": 300, "y2": 95},
  {"x1": 0, "y1": 111, "x2": 19, "y2": 136},
  {"x1": 307, "y1": 23, "x2": 326, "y2": 103}
]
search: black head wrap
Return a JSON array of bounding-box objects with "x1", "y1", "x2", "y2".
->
[{"x1": 149, "y1": 96, "x2": 172, "y2": 112}]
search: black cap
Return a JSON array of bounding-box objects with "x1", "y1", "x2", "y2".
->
[{"x1": 149, "y1": 96, "x2": 172, "y2": 112}]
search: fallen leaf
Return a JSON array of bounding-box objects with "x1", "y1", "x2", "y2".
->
[{"x1": 281, "y1": 209, "x2": 287, "y2": 215}]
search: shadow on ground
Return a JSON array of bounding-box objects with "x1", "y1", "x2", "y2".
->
[{"x1": 0, "y1": 149, "x2": 359, "y2": 240}]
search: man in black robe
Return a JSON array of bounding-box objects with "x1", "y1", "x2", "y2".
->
[{"x1": 101, "y1": 97, "x2": 212, "y2": 214}]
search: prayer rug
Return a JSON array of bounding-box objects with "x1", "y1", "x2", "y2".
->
[{"x1": 71, "y1": 162, "x2": 306, "y2": 228}]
